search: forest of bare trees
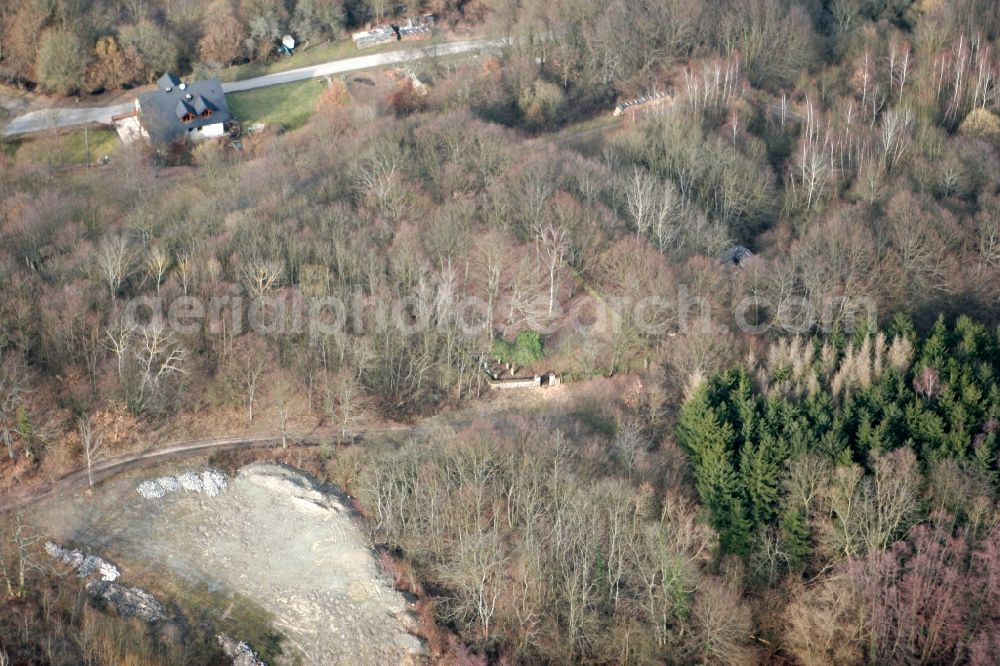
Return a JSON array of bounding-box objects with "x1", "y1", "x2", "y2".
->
[{"x1": 3, "y1": 0, "x2": 1000, "y2": 663}]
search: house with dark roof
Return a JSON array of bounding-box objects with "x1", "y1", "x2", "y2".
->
[{"x1": 130, "y1": 73, "x2": 232, "y2": 144}]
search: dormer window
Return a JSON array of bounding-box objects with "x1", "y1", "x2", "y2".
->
[
  {"x1": 175, "y1": 99, "x2": 196, "y2": 123},
  {"x1": 191, "y1": 94, "x2": 214, "y2": 120}
]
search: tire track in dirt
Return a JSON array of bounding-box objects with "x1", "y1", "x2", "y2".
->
[
  {"x1": 0, "y1": 388, "x2": 571, "y2": 516},
  {"x1": 0, "y1": 425, "x2": 415, "y2": 515}
]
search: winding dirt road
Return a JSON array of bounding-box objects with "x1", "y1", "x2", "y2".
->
[{"x1": 0, "y1": 426, "x2": 411, "y2": 515}]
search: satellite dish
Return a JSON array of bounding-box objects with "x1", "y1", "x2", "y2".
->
[{"x1": 282, "y1": 35, "x2": 295, "y2": 50}]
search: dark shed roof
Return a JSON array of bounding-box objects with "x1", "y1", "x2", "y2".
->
[
  {"x1": 721, "y1": 245, "x2": 754, "y2": 267},
  {"x1": 138, "y1": 75, "x2": 231, "y2": 144},
  {"x1": 157, "y1": 72, "x2": 181, "y2": 91}
]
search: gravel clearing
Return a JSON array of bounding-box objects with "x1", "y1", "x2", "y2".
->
[
  {"x1": 195, "y1": 463, "x2": 429, "y2": 665},
  {"x1": 32, "y1": 463, "x2": 428, "y2": 665}
]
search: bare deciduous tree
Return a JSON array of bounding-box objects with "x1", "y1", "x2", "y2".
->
[
  {"x1": 78, "y1": 416, "x2": 104, "y2": 487},
  {"x1": 440, "y1": 530, "x2": 508, "y2": 639},
  {"x1": 652, "y1": 180, "x2": 683, "y2": 253},
  {"x1": 96, "y1": 234, "x2": 133, "y2": 299},
  {"x1": 474, "y1": 231, "x2": 505, "y2": 337},
  {"x1": 240, "y1": 256, "x2": 283, "y2": 300},
  {"x1": 621, "y1": 166, "x2": 657, "y2": 241},
  {"x1": 143, "y1": 244, "x2": 170, "y2": 295},
  {"x1": 691, "y1": 577, "x2": 753, "y2": 665},
  {"x1": 126, "y1": 323, "x2": 186, "y2": 414},
  {"x1": 612, "y1": 419, "x2": 647, "y2": 479},
  {"x1": 631, "y1": 493, "x2": 714, "y2": 651},
  {"x1": 825, "y1": 448, "x2": 922, "y2": 558},
  {"x1": 104, "y1": 312, "x2": 136, "y2": 381},
  {"x1": 271, "y1": 376, "x2": 295, "y2": 449},
  {"x1": 784, "y1": 454, "x2": 831, "y2": 518},
  {"x1": 536, "y1": 222, "x2": 569, "y2": 317},
  {"x1": 683, "y1": 55, "x2": 743, "y2": 118},
  {"x1": 358, "y1": 151, "x2": 408, "y2": 226},
  {"x1": 789, "y1": 99, "x2": 832, "y2": 213},
  {"x1": 830, "y1": 0, "x2": 863, "y2": 35},
  {"x1": 783, "y1": 576, "x2": 863, "y2": 665},
  {"x1": 175, "y1": 249, "x2": 194, "y2": 297},
  {"x1": 0, "y1": 355, "x2": 30, "y2": 460},
  {"x1": 878, "y1": 106, "x2": 914, "y2": 172},
  {"x1": 0, "y1": 514, "x2": 41, "y2": 599},
  {"x1": 325, "y1": 370, "x2": 368, "y2": 440},
  {"x1": 231, "y1": 337, "x2": 268, "y2": 425}
]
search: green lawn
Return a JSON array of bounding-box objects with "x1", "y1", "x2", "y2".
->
[
  {"x1": 551, "y1": 114, "x2": 623, "y2": 140},
  {"x1": 227, "y1": 79, "x2": 330, "y2": 130},
  {"x1": 227, "y1": 48, "x2": 493, "y2": 131},
  {"x1": 9, "y1": 125, "x2": 119, "y2": 166}
]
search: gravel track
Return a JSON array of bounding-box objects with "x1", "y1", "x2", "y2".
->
[{"x1": 0, "y1": 426, "x2": 413, "y2": 515}]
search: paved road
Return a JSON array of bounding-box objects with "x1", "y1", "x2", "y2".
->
[
  {"x1": 2, "y1": 102, "x2": 135, "y2": 136},
  {"x1": 222, "y1": 37, "x2": 505, "y2": 93},
  {"x1": 1, "y1": 37, "x2": 505, "y2": 137}
]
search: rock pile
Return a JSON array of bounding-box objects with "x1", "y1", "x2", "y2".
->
[
  {"x1": 138, "y1": 469, "x2": 227, "y2": 499},
  {"x1": 45, "y1": 542, "x2": 167, "y2": 623},
  {"x1": 217, "y1": 634, "x2": 267, "y2": 666},
  {"x1": 44, "y1": 542, "x2": 120, "y2": 581},
  {"x1": 86, "y1": 580, "x2": 167, "y2": 622}
]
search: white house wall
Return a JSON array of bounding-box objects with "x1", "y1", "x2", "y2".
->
[{"x1": 195, "y1": 122, "x2": 225, "y2": 139}]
